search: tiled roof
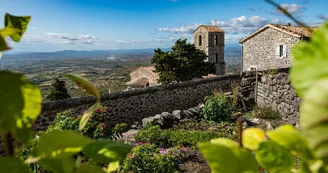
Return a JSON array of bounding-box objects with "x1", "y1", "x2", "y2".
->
[
  {"x1": 240, "y1": 23, "x2": 316, "y2": 43},
  {"x1": 194, "y1": 25, "x2": 224, "y2": 33}
]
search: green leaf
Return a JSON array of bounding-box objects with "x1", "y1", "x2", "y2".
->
[
  {"x1": 82, "y1": 140, "x2": 132, "y2": 164},
  {"x1": 290, "y1": 21, "x2": 328, "y2": 97},
  {"x1": 267, "y1": 124, "x2": 312, "y2": 159},
  {"x1": 75, "y1": 165, "x2": 106, "y2": 173},
  {"x1": 66, "y1": 74, "x2": 100, "y2": 100},
  {"x1": 35, "y1": 130, "x2": 92, "y2": 158},
  {"x1": 242, "y1": 128, "x2": 267, "y2": 150},
  {"x1": 0, "y1": 71, "x2": 42, "y2": 143},
  {"x1": 0, "y1": 35, "x2": 11, "y2": 52},
  {"x1": 107, "y1": 161, "x2": 120, "y2": 172},
  {"x1": 4, "y1": 13, "x2": 31, "y2": 42},
  {"x1": 299, "y1": 79, "x2": 328, "y2": 163},
  {"x1": 255, "y1": 141, "x2": 294, "y2": 173},
  {"x1": 39, "y1": 157, "x2": 75, "y2": 173},
  {"x1": 0, "y1": 157, "x2": 30, "y2": 173},
  {"x1": 79, "y1": 102, "x2": 100, "y2": 131},
  {"x1": 198, "y1": 138, "x2": 258, "y2": 173}
]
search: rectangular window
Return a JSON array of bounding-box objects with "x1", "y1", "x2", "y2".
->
[{"x1": 279, "y1": 45, "x2": 284, "y2": 57}]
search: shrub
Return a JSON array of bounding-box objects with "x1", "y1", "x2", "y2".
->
[
  {"x1": 254, "y1": 106, "x2": 281, "y2": 120},
  {"x1": 135, "y1": 125, "x2": 226, "y2": 147},
  {"x1": 47, "y1": 78, "x2": 71, "y2": 101},
  {"x1": 201, "y1": 92, "x2": 233, "y2": 122},
  {"x1": 47, "y1": 106, "x2": 112, "y2": 139},
  {"x1": 121, "y1": 144, "x2": 188, "y2": 173}
]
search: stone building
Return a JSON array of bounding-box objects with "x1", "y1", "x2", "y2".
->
[
  {"x1": 126, "y1": 66, "x2": 159, "y2": 89},
  {"x1": 240, "y1": 23, "x2": 315, "y2": 71},
  {"x1": 193, "y1": 25, "x2": 225, "y2": 75}
]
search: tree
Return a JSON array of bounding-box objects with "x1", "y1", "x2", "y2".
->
[
  {"x1": 151, "y1": 38, "x2": 215, "y2": 84},
  {"x1": 47, "y1": 78, "x2": 71, "y2": 101}
]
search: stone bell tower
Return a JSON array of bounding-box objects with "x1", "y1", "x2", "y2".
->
[{"x1": 193, "y1": 25, "x2": 225, "y2": 75}]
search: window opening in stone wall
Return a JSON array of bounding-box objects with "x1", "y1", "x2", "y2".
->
[
  {"x1": 279, "y1": 45, "x2": 283, "y2": 57},
  {"x1": 215, "y1": 53, "x2": 218, "y2": 63},
  {"x1": 199, "y1": 35, "x2": 202, "y2": 46},
  {"x1": 214, "y1": 35, "x2": 218, "y2": 45}
]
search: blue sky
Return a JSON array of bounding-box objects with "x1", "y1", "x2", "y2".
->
[{"x1": 1, "y1": 0, "x2": 328, "y2": 52}]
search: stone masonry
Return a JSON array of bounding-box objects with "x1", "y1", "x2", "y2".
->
[
  {"x1": 256, "y1": 68, "x2": 300, "y2": 125},
  {"x1": 34, "y1": 74, "x2": 241, "y2": 131},
  {"x1": 241, "y1": 27, "x2": 301, "y2": 71},
  {"x1": 193, "y1": 25, "x2": 225, "y2": 75}
]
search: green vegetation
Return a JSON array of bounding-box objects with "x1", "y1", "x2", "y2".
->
[
  {"x1": 135, "y1": 125, "x2": 236, "y2": 148},
  {"x1": 197, "y1": 18, "x2": 328, "y2": 173},
  {"x1": 47, "y1": 78, "x2": 71, "y2": 101},
  {"x1": 253, "y1": 106, "x2": 281, "y2": 120},
  {"x1": 151, "y1": 38, "x2": 215, "y2": 84},
  {"x1": 0, "y1": 13, "x2": 132, "y2": 173},
  {"x1": 201, "y1": 92, "x2": 233, "y2": 123},
  {"x1": 121, "y1": 144, "x2": 187, "y2": 173}
]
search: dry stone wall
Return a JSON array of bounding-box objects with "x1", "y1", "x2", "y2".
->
[
  {"x1": 33, "y1": 74, "x2": 241, "y2": 131},
  {"x1": 256, "y1": 68, "x2": 300, "y2": 125}
]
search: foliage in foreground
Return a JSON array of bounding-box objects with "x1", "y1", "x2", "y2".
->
[
  {"x1": 197, "y1": 21, "x2": 328, "y2": 172},
  {"x1": 201, "y1": 92, "x2": 233, "y2": 123},
  {"x1": 151, "y1": 38, "x2": 215, "y2": 84},
  {"x1": 0, "y1": 13, "x2": 132, "y2": 173}
]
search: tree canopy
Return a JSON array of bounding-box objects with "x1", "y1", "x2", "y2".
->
[
  {"x1": 47, "y1": 78, "x2": 71, "y2": 101},
  {"x1": 151, "y1": 39, "x2": 215, "y2": 84}
]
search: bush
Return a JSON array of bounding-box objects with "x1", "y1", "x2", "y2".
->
[
  {"x1": 135, "y1": 125, "x2": 226, "y2": 147},
  {"x1": 201, "y1": 92, "x2": 233, "y2": 122},
  {"x1": 47, "y1": 106, "x2": 112, "y2": 139},
  {"x1": 254, "y1": 106, "x2": 281, "y2": 120},
  {"x1": 47, "y1": 78, "x2": 71, "y2": 101},
  {"x1": 121, "y1": 144, "x2": 188, "y2": 173}
]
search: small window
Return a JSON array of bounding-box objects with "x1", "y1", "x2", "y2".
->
[
  {"x1": 276, "y1": 45, "x2": 287, "y2": 58},
  {"x1": 199, "y1": 35, "x2": 202, "y2": 46},
  {"x1": 279, "y1": 45, "x2": 284, "y2": 57},
  {"x1": 215, "y1": 53, "x2": 218, "y2": 63},
  {"x1": 214, "y1": 35, "x2": 218, "y2": 45}
]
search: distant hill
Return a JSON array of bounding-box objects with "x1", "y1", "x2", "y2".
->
[
  {"x1": 1, "y1": 47, "x2": 240, "y2": 63},
  {"x1": 1, "y1": 48, "x2": 174, "y2": 61}
]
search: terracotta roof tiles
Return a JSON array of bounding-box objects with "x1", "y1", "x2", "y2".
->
[
  {"x1": 194, "y1": 25, "x2": 224, "y2": 33},
  {"x1": 240, "y1": 23, "x2": 316, "y2": 43}
]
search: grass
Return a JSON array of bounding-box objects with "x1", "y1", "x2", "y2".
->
[{"x1": 253, "y1": 106, "x2": 281, "y2": 120}]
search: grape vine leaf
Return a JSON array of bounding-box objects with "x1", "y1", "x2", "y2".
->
[
  {"x1": 35, "y1": 130, "x2": 92, "y2": 158},
  {"x1": 0, "y1": 71, "x2": 42, "y2": 143},
  {"x1": 198, "y1": 138, "x2": 258, "y2": 173}
]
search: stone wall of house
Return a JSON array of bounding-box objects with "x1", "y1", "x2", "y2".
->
[
  {"x1": 33, "y1": 74, "x2": 241, "y2": 131},
  {"x1": 256, "y1": 68, "x2": 300, "y2": 125},
  {"x1": 242, "y1": 27, "x2": 301, "y2": 71}
]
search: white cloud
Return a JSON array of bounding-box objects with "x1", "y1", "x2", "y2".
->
[
  {"x1": 45, "y1": 33, "x2": 99, "y2": 45},
  {"x1": 270, "y1": 4, "x2": 305, "y2": 18},
  {"x1": 158, "y1": 16, "x2": 285, "y2": 36},
  {"x1": 117, "y1": 40, "x2": 144, "y2": 45},
  {"x1": 157, "y1": 16, "x2": 287, "y2": 44},
  {"x1": 158, "y1": 23, "x2": 200, "y2": 34},
  {"x1": 211, "y1": 16, "x2": 285, "y2": 35}
]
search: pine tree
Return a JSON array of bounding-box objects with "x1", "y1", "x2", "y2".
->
[
  {"x1": 151, "y1": 38, "x2": 215, "y2": 84},
  {"x1": 47, "y1": 78, "x2": 71, "y2": 101}
]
